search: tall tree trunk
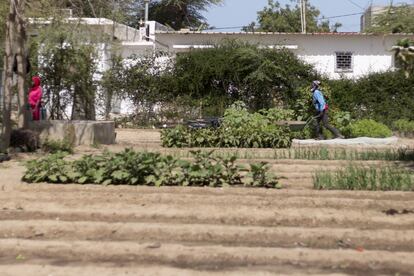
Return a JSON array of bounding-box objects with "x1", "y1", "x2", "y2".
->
[
  {"x1": 104, "y1": 89, "x2": 113, "y2": 120},
  {"x1": 1, "y1": 0, "x2": 17, "y2": 152},
  {"x1": 15, "y1": 0, "x2": 28, "y2": 128}
]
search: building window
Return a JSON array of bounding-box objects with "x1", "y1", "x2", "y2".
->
[{"x1": 335, "y1": 52, "x2": 353, "y2": 72}]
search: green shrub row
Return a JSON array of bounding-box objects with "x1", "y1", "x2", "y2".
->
[
  {"x1": 314, "y1": 166, "x2": 414, "y2": 191},
  {"x1": 161, "y1": 103, "x2": 293, "y2": 148},
  {"x1": 22, "y1": 149, "x2": 280, "y2": 188}
]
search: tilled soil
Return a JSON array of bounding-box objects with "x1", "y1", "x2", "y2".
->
[{"x1": 0, "y1": 129, "x2": 413, "y2": 275}]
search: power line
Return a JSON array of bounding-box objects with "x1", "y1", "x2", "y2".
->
[
  {"x1": 205, "y1": 11, "x2": 366, "y2": 31},
  {"x1": 317, "y1": 11, "x2": 364, "y2": 21},
  {"x1": 345, "y1": 0, "x2": 365, "y2": 10}
]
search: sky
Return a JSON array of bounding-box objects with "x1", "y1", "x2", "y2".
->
[{"x1": 202, "y1": 0, "x2": 414, "y2": 32}]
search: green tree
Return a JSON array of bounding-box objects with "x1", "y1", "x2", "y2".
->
[
  {"x1": 52, "y1": 0, "x2": 142, "y2": 25},
  {"x1": 149, "y1": 0, "x2": 223, "y2": 30},
  {"x1": 34, "y1": 18, "x2": 100, "y2": 120},
  {"x1": 173, "y1": 40, "x2": 318, "y2": 112},
  {"x1": 366, "y1": 4, "x2": 414, "y2": 34},
  {"x1": 245, "y1": 0, "x2": 340, "y2": 33}
]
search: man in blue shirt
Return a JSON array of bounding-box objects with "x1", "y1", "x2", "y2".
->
[{"x1": 311, "y1": 81, "x2": 344, "y2": 139}]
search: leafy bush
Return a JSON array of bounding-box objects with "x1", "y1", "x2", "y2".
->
[
  {"x1": 42, "y1": 139, "x2": 74, "y2": 154},
  {"x1": 393, "y1": 119, "x2": 414, "y2": 133},
  {"x1": 22, "y1": 153, "x2": 76, "y2": 183},
  {"x1": 346, "y1": 119, "x2": 392, "y2": 138},
  {"x1": 314, "y1": 166, "x2": 414, "y2": 191},
  {"x1": 330, "y1": 71, "x2": 414, "y2": 125},
  {"x1": 161, "y1": 104, "x2": 292, "y2": 148},
  {"x1": 173, "y1": 41, "x2": 317, "y2": 111},
  {"x1": 22, "y1": 149, "x2": 280, "y2": 188}
]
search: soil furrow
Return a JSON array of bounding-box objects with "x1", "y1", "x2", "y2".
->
[
  {"x1": 8, "y1": 184, "x2": 414, "y2": 201},
  {"x1": 1, "y1": 239, "x2": 413, "y2": 275},
  {"x1": 1, "y1": 207, "x2": 413, "y2": 230},
  {"x1": 1, "y1": 192, "x2": 413, "y2": 210},
  {"x1": 1, "y1": 220, "x2": 413, "y2": 252},
  {"x1": 0, "y1": 264, "x2": 352, "y2": 276}
]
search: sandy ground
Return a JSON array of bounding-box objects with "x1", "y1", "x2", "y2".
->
[{"x1": 0, "y1": 129, "x2": 413, "y2": 275}]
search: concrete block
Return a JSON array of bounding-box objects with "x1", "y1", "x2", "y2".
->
[{"x1": 28, "y1": 120, "x2": 116, "y2": 146}]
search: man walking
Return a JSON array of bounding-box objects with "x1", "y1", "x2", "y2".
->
[{"x1": 311, "y1": 80, "x2": 344, "y2": 140}]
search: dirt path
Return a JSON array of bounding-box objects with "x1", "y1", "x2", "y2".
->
[{"x1": 0, "y1": 129, "x2": 413, "y2": 275}]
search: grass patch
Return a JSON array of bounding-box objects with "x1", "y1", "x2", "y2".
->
[
  {"x1": 164, "y1": 147, "x2": 414, "y2": 161},
  {"x1": 314, "y1": 165, "x2": 414, "y2": 191},
  {"x1": 42, "y1": 139, "x2": 74, "y2": 154},
  {"x1": 272, "y1": 147, "x2": 414, "y2": 161}
]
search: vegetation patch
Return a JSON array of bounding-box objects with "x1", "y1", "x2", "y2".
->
[
  {"x1": 161, "y1": 103, "x2": 293, "y2": 148},
  {"x1": 345, "y1": 119, "x2": 393, "y2": 138},
  {"x1": 22, "y1": 149, "x2": 280, "y2": 188},
  {"x1": 41, "y1": 139, "x2": 74, "y2": 154},
  {"x1": 393, "y1": 119, "x2": 414, "y2": 135},
  {"x1": 314, "y1": 165, "x2": 414, "y2": 191},
  {"x1": 271, "y1": 147, "x2": 414, "y2": 161}
]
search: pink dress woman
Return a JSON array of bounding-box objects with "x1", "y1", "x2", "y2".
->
[{"x1": 28, "y1": 76, "x2": 42, "y2": 121}]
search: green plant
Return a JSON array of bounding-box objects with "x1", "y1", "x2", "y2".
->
[
  {"x1": 314, "y1": 165, "x2": 414, "y2": 191},
  {"x1": 393, "y1": 119, "x2": 414, "y2": 133},
  {"x1": 346, "y1": 119, "x2": 392, "y2": 138},
  {"x1": 22, "y1": 149, "x2": 278, "y2": 188},
  {"x1": 42, "y1": 139, "x2": 74, "y2": 154},
  {"x1": 248, "y1": 162, "x2": 280, "y2": 189},
  {"x1": 161, "y1": 104, "x2": 292, "y2": 148},
  {"x1": 22, "y1": 152, "x2": 76, "y2": 183}
]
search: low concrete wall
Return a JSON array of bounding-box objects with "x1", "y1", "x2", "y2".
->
[{"x1": 28, "y1": 120, "x2": 116, "y2": 146}]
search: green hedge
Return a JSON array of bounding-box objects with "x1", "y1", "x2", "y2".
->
[{"x1": 329, "y1": 71, "x2": 414, "y2": 126}]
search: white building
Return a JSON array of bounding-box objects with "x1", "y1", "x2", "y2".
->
[
  {"x1": 29, "y1": 17, "x2": 414, "y2": 80},
  {"x1": 26, "y1": 18, "x2": 414, "y2": 115},
  {"x1": 154, "y1": 30, "x2": 413, "y2": 80}
]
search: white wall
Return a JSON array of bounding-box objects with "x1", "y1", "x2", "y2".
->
[{"x1": 152, "y1": 32, "x2": 413, "y2": 79}]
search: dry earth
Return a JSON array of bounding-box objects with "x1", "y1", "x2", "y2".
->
[{"x1": 0, "y1": 129, "x2": 413, "y2": 275}]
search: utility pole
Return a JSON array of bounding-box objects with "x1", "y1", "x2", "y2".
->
[
  {"x1": 300, "y1": 0, "x2": 307, "y2": 34},
  {"x1": 144, "y1": 0, "x2": 150, "y2": 23}
]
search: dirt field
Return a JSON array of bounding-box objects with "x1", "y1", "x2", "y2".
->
[{"x1": 0, "y1": 129, "x2": 413, "y2": 275}]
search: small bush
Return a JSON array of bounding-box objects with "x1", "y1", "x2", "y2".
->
[
  {"x1": 393, "y1": 119, "x2": 414, "y2": 133},
  {"x1": 314, "y1": 166, "x2": 414, "y2": 191},
  {"x1": 42, "y1": 139, "x2": 74, "y2": 154},
  {"x1": 346, "y1": 119, "x2": 392, "y2": 138}
]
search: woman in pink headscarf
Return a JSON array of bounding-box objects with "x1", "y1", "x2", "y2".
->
[{"x1": 28, "y1": 76, "x2": 42, "y2": 121}]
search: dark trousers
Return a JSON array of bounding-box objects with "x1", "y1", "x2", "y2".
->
[{"x1": 314, "y1": 110, "x2": 341, "y2": 139}]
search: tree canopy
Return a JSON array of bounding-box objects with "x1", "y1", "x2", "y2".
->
[
  {"x1": 149, "y1": 0, "x2": 223, "y2": 30},
  {"x1": 366, "y1": 4, "x2": 414, "y2": 34},
  {"x1": 244, "y1": 0, "x2": 341, "y2": 33}
]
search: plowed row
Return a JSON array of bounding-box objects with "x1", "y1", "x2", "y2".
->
[{"x1": 0, "y1": 129, "x2": 413, "y2": 275}]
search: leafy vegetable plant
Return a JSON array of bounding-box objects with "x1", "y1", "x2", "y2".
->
[{"x1": 22, "y1": 149, "x2": 279, "y2": 188}]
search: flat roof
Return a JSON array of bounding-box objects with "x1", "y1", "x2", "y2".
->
[{"x1": 156, "y1": 31, "x2": 414, "y2": 36}]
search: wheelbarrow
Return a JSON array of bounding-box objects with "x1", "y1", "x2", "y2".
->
[{"x1": 275, "y1": 116, "x2": 319, "y2": 131}]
